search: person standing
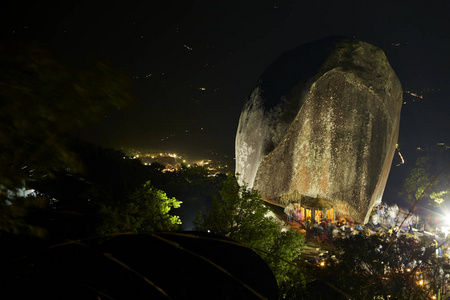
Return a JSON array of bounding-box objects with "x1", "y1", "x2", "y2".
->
[
  {"x1": 288, "y1": 203, "x2": 294, "y2": 222},
  {"x1": 305, "y1": 218, "x2": 311, "y2": 237},
  {"x1": 295, "y1": 204, "x2": 301, "y2": 223},
  {"x1": 284, "y1": 205, "x2": 291, "y2": 222}
]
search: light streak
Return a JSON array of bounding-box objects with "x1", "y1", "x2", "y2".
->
[
  {"x1": 410, "y1": 92, "x2": 423, "y2": 99},
  {"x1": 395, "y1": 144, "x2": 405, "y2": 167},
  {"x1": 183, "y1": 44, "x2": 193, "y2": 51},
  {"x1": 404, "y1": 90, "x2": 423, "y2": 100}
]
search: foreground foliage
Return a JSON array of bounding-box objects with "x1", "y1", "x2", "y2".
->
[
  {"x1": 195, "y1": 175, "x2": 307, "y2": 298},
  {"x1": 315, "y1": 232, "x2": 450, "y2": 299},
  {"x1": 97, "y1": 181, "x2": 182, "y2": 234},
  {"x1": 0, "y1": 42, "x2": 131, "y2": 190},
  {"x1": 401, "y1": 155, "x2": 450, "y2": 207}
]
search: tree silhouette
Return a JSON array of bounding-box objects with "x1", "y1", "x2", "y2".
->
[
  {"x1": 0, "y1": 42, "x2": 131, "y2": 190},
  {"x1": 97, "y1": 181, "x2": 182, "y2": 234},
  {"x1": 195, "y1": 175, "x2": 307, "y2": 297}
]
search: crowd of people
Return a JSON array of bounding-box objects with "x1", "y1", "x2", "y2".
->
[
  {"x1": 284, "y1": 201, "x2": 450, "y2": 298},
  {"x1": 283, "y1": 201, "x2": 430, "y2": 246},
  {"x1": 304, "y1": 217, "x2": 359, "y2": 245}
]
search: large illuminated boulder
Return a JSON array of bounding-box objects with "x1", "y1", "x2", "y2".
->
[{"x1": 235, "y1": 37, "x2": 402, "y2": 223}]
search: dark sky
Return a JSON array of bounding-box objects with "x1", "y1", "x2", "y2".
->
[{"x1": 2, "y1": 0, "x2": 450, "y2": 200}]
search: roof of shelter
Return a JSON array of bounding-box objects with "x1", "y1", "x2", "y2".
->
[{"x1": 302, "y1": 198, "x2": 334, "y2": 209}]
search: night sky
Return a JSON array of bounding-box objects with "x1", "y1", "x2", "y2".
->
[{"x1": 2, "y1": 0, "x2": 450, "y2": 203}]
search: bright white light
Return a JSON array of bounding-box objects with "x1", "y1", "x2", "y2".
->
[{"x1": 443, "y1": 213, "x2": 450, "y2": 226}]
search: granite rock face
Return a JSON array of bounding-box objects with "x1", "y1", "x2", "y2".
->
[{"x1": 235, "y1": 37, "x2": 402, "y2": 223}]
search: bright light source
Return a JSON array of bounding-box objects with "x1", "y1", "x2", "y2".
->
[{"x1": 444, "y1": 213, "x2": 450, "y2": 226}]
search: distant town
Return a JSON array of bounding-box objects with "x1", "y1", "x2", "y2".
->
[{"x1": 122, "y1": 148, "x2": 234, "y2": 175}]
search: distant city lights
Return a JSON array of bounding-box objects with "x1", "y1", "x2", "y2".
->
[{"x1": 123, "y1": 149, "x2": 233, "y2": 175}]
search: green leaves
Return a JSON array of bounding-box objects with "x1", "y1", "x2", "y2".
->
[
  {"x1": 401, "y1": 155, "x2": 450, "y2": 207},
  {"x1": 403, "y1": 163, "x2": 431, "y2": 201},
  {"x1": 430, "y1": 190, "x2": 448, "y2": 205},
  {"x1": 195, "y1": 174, "x2": 307, "y2": 296},
  {"x1": 97, "y1": 181, "x2": 182, "y2": 234}
]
